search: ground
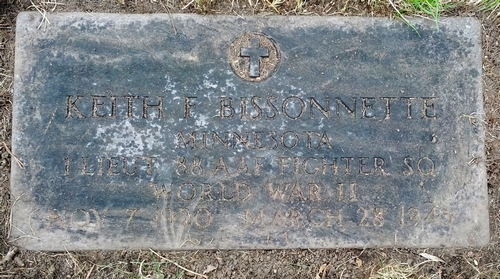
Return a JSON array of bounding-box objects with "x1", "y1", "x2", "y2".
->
[{"x1": 0, "y1": 0, "x2": 500, "y2": 278}]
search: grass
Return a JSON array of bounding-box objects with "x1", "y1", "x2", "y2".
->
[
  {"x1": 372, "y1": 261, "x2": 416, "y2": 279},
  {"x1": 386, "y1": 0, "x2": 456, "y2": 34},
  {"x1": 475, "y1": 0, "x2": 500, "y2": 11},
  {"x1": 295, "y1": 0, "x2": 306, "y2": 12},
  {"x1": 388, "y1": 0, "x2": 499, "y2": 33},
  {"x1": 405, "y1": 0, "x2": 455, "y2": 28},
  {"x1": 265, "y1": 0, "x2": 285, "y2": 13},
  {"x1": 175, "y1": 270, "x2": 185, "y2": 279},
  {"x1": 138, "y1": 258, "x2": 166, "y2": 279},
  {"x1": 368, "y1": 253, "x2": 445, "y2": 279}
]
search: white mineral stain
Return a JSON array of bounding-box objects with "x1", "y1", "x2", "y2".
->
[
  {"x1": 318, "y1": 118, "x2": 325, "y2": 129},
  {"x1": 172, "y1": 52, "x2": 199, "y2": 62},
  {"x1": 195, "y1": 114, "x2": 209, "y2": 127},
  {"x1": 203, "y1": 78, "x2": 217, "y2": 89},
  {"x1": 225, "y1": 79, "x2": 236, "y2": 91},
  {"x1": 143, "y1": 124, "x2": 162, "y2": 149},
  {"x1": 279, "y1": 120, "x2": 287, "y2": 130},
  {"x1": 95, "y1": 120, "x2": 163, "y2": 157},
  {"x1": 164, "y1": 75, "x2": 177, "y2": 94}
]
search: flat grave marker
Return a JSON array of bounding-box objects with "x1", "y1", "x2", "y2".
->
[{"x1": 11, "y1": 13, "x2": 488, "y2": 250}]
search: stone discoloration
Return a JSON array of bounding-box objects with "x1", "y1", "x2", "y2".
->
[{"x1": 11, "y1": 13, "x2": 487, "y2": 250}]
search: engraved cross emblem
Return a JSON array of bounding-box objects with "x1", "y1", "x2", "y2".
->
[
  {"x1": 240, "y1": 38, "x2": 269, "y2": 78},
  {"x1": 230, "y1": 33, "x2": 279, "y2": 81}
]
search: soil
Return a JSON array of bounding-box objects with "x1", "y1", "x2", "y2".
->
[{"x1": 0, "y1": 0, "x2": 500, "y2": 278}]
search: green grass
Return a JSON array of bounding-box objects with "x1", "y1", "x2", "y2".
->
[
  {"x1": 175, "y1": 270, "x2": 185, "y2": 279},
  {"x1": 154, "y1": 261, "x2": 165, "y2": 279},
  {"x1": 389, "y1": 0, "x2": 499, "y2": 33},
  {"x1": 387, "y1": 0, "x2": 455, "y2": 34},
  {"x1": 407, "y1": 0, "x2": 454, "y2": 29},
  {"x1": 476, "y1": 0, "x2": 500, "y2": 11}
]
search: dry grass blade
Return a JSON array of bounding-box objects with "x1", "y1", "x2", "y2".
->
[
  {"x1": 463, "y1": 256, "x2": 482, "y2": 277},
  {"x1": 149, "y1": 249, "x2": 207, "y2": 278},
  {"x1": 0, "y1": 248, "x2": 18, "y2": 265},
  {"x1": 0, "y1": 68, "x2": 13, "y2": 92},
  {"x1": 40, "y1": 0, "x2": 65, "y2": 12},
  {"x1": 2, "y1": 142, "x2": 23, "y2": 168},
  {"x1": 85, "y1": 264, "x2": 95, "y2": 279},
  {"x1": 7, "y1": 192, "x2": 37, "y2": 243},
  {"x1": 315, "y1": 263, "x2": 328, "y2": 279},
  {"x1": 138, "y1": 260, "x2": 146, "y2": 278},
  {"x1": 65, "y1": 248, "x2": 84, "y2": 276},
  {"x1": 265, "y1": 0, "x2": 285, "y2": 13},
  {"x1": 29, "y1": 0, "x2": 50, "y2": 29},
  {"x1": 419, "y1": 253, "x2": 445, "y2": 264},
  {"x1": 460, "y1": 113, "x2": 487, "y2": 125},
  {"x1": 182, "y1": 0, "x2": 196, "y2": 9},
  {"x1": 387, "y1": 0, "x2": 420, "y2": 35},
  {"x1": 371, "y1": 261, "x2": 415, "y2": 279},
  {"x1": 158, "y1": 0, "x2": 177, "y2": 35},
  {"x1": 202, "y1": 264, "x2": 216, "y2": 275}
]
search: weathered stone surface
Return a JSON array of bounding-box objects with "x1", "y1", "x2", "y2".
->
[{"x1": 12, "y1": 12, "x2": 487, "y2": 250}]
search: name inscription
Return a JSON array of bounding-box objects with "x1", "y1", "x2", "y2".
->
[{"x1": 66, "y1": 95, "x2": 437, "y2": 120}]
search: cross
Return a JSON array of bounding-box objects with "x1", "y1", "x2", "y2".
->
[{"x1": 240, "y1": 38, "x2": 269, "y2": 78}]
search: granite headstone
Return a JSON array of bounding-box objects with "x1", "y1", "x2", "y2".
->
[{"x1": 11, "y1": 13, "x2": 488, "y2": 250}]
